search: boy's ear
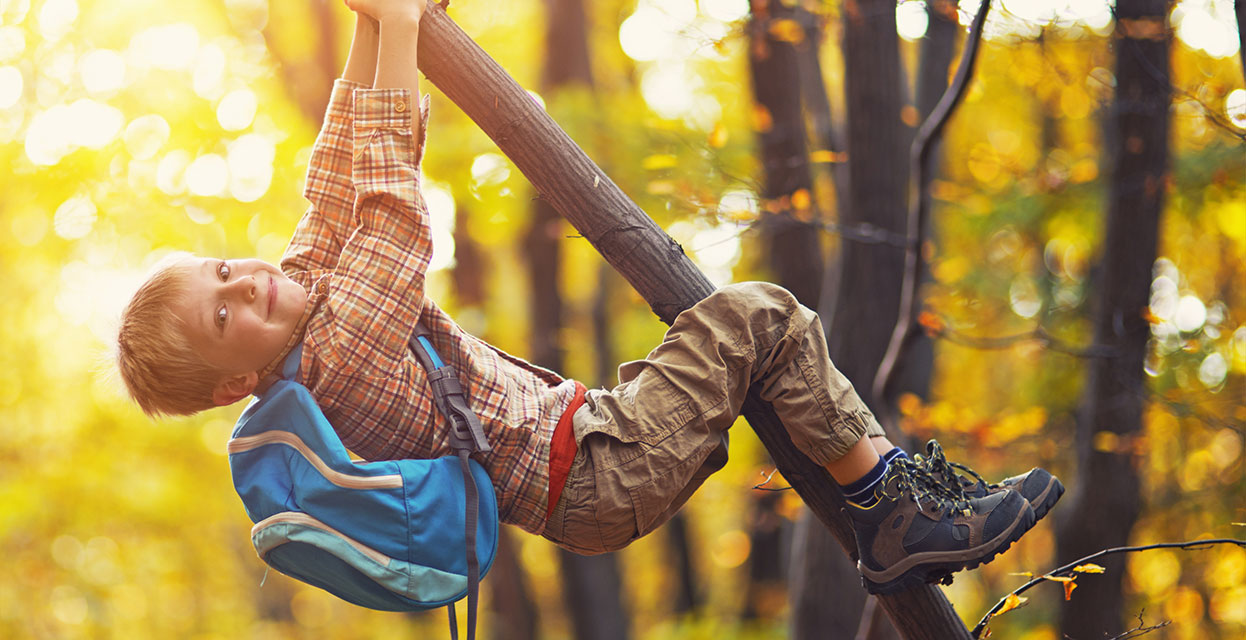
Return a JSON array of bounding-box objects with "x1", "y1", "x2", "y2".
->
[{"x1": 212, "y1": 372, "x2": 260, "y2": 406}]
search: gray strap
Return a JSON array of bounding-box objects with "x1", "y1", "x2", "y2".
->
[{"x1": 409, "y1": 322, "x2": 488, "y2": 640}]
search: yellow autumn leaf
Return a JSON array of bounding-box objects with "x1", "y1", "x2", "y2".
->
[
  {"x1": 993, "y1": 593, "x2": 1027, "y2": 617},
  {"x1": 1042, "y1": 575, "x2": 1079, "y2": 601},
  {"x1": 767, "y1": 18, "x2": 805, "y2": 44},
  {"x1": 708, "y1": 122, "x2": 728, "y2": 149},
  {"x1": 1072, "y1": 563, "x2": 1106, "y2": 574},
  {"x1": 809, "y1": 149, "x2": 847, "y2": 164},
  {"x1": 752, "y1": 105, "x2": 773, "y2": 132},
  {"x1": 1008, "y1": 571, "x2": 1035, "y2": 579},
  {"x1": 642, "y1": 154, "x2": 679, "y2": 171},
  {"x1": 790, "y1": 188, "x2": 811, "y2": 211}
]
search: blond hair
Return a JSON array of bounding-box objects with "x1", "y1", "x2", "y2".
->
[{"x1": 116, "y1": 255, "x2": 225, "y2": 417}]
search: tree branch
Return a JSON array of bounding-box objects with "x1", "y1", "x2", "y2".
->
[
  {"x1": 971, "y1": 538, "x2": 1246, "y2": 638},
  {"x1": 873, "y1": 0, "x2": 993, "y2": 431},
  {"x1": 413, "y1": 3, "x2": 972, "y2": 637}
]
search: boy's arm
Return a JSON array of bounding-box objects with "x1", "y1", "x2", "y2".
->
[
  {"x1": 281, "y1": 15, "x2": 380, "y2": 274},
  {"x1": 324, "y1": 6, "x2": 432, "y2": 365}
]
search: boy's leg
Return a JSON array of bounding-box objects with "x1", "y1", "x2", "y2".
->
[{"x1": 546, "y1": 282, "x2": 1047, "y2": 595}]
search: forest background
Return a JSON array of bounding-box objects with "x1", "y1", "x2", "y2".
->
[{"x1": 0, "y1": 0, "x2": 1242, "y2": 638}]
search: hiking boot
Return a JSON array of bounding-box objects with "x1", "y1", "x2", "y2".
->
[
  {"x1": 914, "y1": 440, "x2": 1064, "y2": 520},
  {"x1": 847, "y1": 457, "x2": 1036, "y2": 595}
]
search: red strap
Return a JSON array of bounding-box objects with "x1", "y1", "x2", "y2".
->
[{"x1": 546, "y1": 381, "x2": 586, "y2": 521}]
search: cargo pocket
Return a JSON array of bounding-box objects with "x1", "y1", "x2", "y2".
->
[{"x1": 626, "y1": 446, "x2": 710, "y2": 540}]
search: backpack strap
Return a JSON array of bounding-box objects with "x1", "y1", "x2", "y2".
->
[{"x1": 409, "y1": 322, "x2": 489, "y2": 640}]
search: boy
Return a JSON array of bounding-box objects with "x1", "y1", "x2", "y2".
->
[{"x1": 116, "y1": 0, "x2": 1060, "y2": 595}]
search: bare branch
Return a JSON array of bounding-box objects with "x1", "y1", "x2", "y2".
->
[{"x1": 972, "y1": 538, "x2": 1246, "y2": 638}]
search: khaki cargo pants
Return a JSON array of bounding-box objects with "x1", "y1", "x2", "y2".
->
[{"x1": 542, "y1": 282, "x2": 885, "y2": 554}]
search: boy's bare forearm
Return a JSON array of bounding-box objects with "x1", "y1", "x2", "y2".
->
[
  {"x1": 342, "y1": 14, "x2": 380, "y2": 85},
  {"x1": 374, "y1": 15, "x2": 423, "y2": 141}
]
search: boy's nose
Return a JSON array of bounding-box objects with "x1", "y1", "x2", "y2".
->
[{"x1": 227, "y1": 275, "x2": 257, "y2": 301}]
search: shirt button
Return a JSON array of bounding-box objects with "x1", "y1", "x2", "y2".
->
[
  {"x1": 395, "y1": 101, "x2": 407, "y2": 113},
  {"x1": 316, "y1": 281, "x2": 329, "y2": 294}
]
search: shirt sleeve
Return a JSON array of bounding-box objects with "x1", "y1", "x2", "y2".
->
[
  {"x1": 282, "y1": 79, "x2": 367, "y2": 275},
  {"x1": 323, "y1": 87, "x2": 433, "y2": 369}
]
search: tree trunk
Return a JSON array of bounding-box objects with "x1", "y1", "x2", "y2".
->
[
  {"x1": 825, "y1": 0, "x2": 910, "y2": 412},
  {"x1": 413, "y1": 5, "x2": 972, "y2": 637},
  {"x1": 1056, "y1": 2, "x2": 1171, "y2": 638},
  {"x1": 488, "y1": 529, "x2": 541, "y2": 640},
  {"x1": 749, "y1": 0, "x2": 824, "y2": 306}
]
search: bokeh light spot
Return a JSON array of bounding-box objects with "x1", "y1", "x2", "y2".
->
[
  {"x1": 79, "y1": 49, "x2": 126, "y2": 94},
  {"x1": 123, "y1": 114, "x2": 171, "y2": 160},
  {"x1": 186, "y1": 153, "x2": 228, "y2": 197},
  {"x1": 53, "y1": 194, "x2": 97, "y2": 240},
  {"x1": 0, "y1": 65, "x2": 22, "y2": 109},
  {"x1": 217, "y1": 88, "x2": 257, "y2": 131}
]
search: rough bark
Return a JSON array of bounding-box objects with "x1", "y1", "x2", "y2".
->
[
  {"x1": 1056, "y1": 2, "x2": 1171, "y2": 637},
  {"x1": 413, "y1": 5, "x2": 971, "y2": 637}
]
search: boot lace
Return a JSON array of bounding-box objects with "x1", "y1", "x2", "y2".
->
[
  {"x1": 879, "y1": 457, "x2": 971, "y2": 515},
  {"x1": 914, "y1": 440, "x2": 991, "y2": 502}
]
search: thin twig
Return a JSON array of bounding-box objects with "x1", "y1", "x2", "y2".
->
[
  {"x1": 751, "y1": 468, "x2": 793, "y2": 492},
  {"x1": 971, "y1": 538, "x2": 1246, "y2": 638},
  {"x1": 873, "y1": 0, "x2": 994, "y2": 435}
]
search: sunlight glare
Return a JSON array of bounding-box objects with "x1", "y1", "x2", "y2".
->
[
  {"x1": 194, "y1": 44, "x2": 227, "y2": 99},
  {"x1": 1199, "y1": 352, "x2": 1228, "y2": 389},
  {"x1": 619, "y1": 7, "x2": 677, "y2": 62},
  {"x1": 470, "y1": 152, "x2": 510, "y2": 188},
  {"x1": 67, "y1": 98, "x2": 123, "y2": 149},
  {"x1": 25, "y1": 104, "x2": 74, "y2": 165},
  {"x1": 217, "y1": 88, "x2": 257, "y2": 131},
  {"x1": 0, "y1": 65, "x2": 21, "y2": 109},
  {"x1": 1175, "y1": 295, "x2": 1207, "y2": 333},
  {"x1": 641, "y1": 62, "x2": 702, "y2": 122},
  {"x1": 1174, "y1": 1, "x2": 1240, "y2": 59},
  {"x1": 1009, "y1": 277, "x2": 1041, "y2": 318},
  {"x1": 80, "y1": 49, "x2": 126, "y2": 94},
  {"x1": 897, "y1": 1, "x2": 929, "y2": 41},
  {"x1": 423, "y1": 182, "x2": 456, "y2": 272},
  {"x1": 37, "y1": 0, "x2": 77, "y2": 42},
  {"x1": 227, "y1": 133, "x2": 274, "y2": 202},
  {"x1": 699, "y1": 0, "x2": 747, "y2": 23},
  {"x1": 0, "y1": 26, "x2": 25, "y2": 62},
  {"x1": 156, "y1": 149, "x2": 191, "y2": 195},
  {"x1": 123, "y1": 114, "x2": 170, "y2": 160},
  {"x1": 53, "y1": 194, "x2": 97, "y2": 240},
  {"x1": 128, "y1": 23, "x2": 200, "y2": 71},
  {"x1": 185, "y1": 153, "x2": 228, "y2": 197}
]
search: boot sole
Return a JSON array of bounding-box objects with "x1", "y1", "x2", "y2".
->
[{"x1": 858, "y1": 502, "x2": 1038, "y2": 595}]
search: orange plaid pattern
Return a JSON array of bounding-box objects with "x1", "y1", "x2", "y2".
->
[{"x1": 276, "y1": 81, "x2": 581, "y2": 534}]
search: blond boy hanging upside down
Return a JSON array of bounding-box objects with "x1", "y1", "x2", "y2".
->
[{"x1": 116, "y1": 0, "x2": 1061, "y2": 595}]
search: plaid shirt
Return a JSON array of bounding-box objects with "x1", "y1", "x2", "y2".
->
[{"x1": 275, "y1": 80, "x2": 581, "y2": 535}]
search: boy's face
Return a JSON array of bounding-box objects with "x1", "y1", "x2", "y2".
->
[{"x1": 172, "y1": 256, "x2": 309, "y2": 379}]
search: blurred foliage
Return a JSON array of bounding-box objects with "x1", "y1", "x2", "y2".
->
[{"x1": 0, "y1": 0, "x2": 1241, "y2": 638}]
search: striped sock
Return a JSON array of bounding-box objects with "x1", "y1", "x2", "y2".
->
[
  {"x1": 840, "y1": 455, "x2": 889, "y2": 508},
  {"x1": 883, "y1": 447, "x2": 908, "y2": 464}
]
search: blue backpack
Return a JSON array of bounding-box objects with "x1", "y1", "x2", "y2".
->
[{"x1": 228, "y1": 325, "x2": 494, "y2": 638}]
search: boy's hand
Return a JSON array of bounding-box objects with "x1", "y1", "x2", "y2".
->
[{"x1": 345, "y1": 0, "x2": 426, "y2": 24}]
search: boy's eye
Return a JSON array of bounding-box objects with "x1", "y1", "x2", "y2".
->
[
  {"x1": 216, "y1": 306, "x2": 227, "y2": 328},
  {"x1": 217, "y1": 262, "x2": 230, "y2": 280}
]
